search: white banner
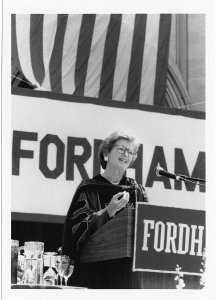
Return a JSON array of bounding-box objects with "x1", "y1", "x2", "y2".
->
[{"x1": 12, "y1": 91, "x2": 205, "y2": 217}]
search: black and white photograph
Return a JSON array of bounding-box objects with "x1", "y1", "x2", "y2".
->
[{"x1": 1, "y1": 0, "x2": 215, "y2": 299}]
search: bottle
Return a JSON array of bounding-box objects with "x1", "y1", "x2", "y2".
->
[{"x1": 11, "y1": 240, "x2": 19, "y2": 284}]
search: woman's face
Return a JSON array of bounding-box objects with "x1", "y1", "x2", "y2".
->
[{"x1": 106, "y1": 139, "x2": 134, "y2": 171}]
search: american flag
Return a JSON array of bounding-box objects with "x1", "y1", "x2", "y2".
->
[{"x1": 12, "y1": 14, "x2": 171, "y2": 106}]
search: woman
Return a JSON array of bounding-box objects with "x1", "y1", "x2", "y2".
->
[{"x1": 61, "y1": 130, "x2": 148, "y2": 287}]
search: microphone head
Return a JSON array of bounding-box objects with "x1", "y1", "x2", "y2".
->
[{"x1": 154, "y1": 166, "x2": 164, "y2": 177}]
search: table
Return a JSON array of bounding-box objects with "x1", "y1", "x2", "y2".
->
[{"x1": 11, "y1": 284, "x2": 87, "y2": 289}]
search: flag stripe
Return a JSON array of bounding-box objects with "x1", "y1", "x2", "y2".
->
[
  {"x1": 41, "y1": 69, "x2": 51, "y2": 91},
  {"x1": 73, "y1": 14, "x2": 96, "y2": 96},
  {"x1": 41, "y1": 14, "x2": 58, "y2": 91},
  {"x1": 126, "y1": 14, "x2": 147, "y2": 103},
  {"x1": 154, "y1": 14, "x2": 172, "y2": 106},
  {"x1": 84, "y1": 14, "x2": 110, "y2": 98},
  {"x1": 49, "y1": 14, "x2": 68, "y2": 93},
  {"x1": 30, "y1": 14, "x2": 45, "y2": 85},
  {"x1": 43, "y1": 15, "x2": 58, "y2": 73},
  {"x1": 112, "y1": 14, "x2": 135, "y2": 102},
  {"x1": 140, "y1": 14, "x2": 160, "y2": 105},
  {"x1": 15, "y1": 14, "x2": 39, "y2": 86},
  {"x1": 11, "y1": 14, "x2": 23, "y2": 77},
  {"x1": 62, "y1": 14, "x2": 83, "y2": 94},
  {"x1": 99, "y1": 14, "x2": 122, "y2": 100}
]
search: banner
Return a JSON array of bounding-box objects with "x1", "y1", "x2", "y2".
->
[
  {"x1": 12, "y1": 88, "x2": 205, "y2": 218},
  {"x1": 133, "y1": 203, "x2": 205, "y2": 275}
]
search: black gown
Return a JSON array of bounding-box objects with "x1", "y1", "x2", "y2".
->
[{"x1": 61, "y1": 174, "x2": 148, "y2": 288}]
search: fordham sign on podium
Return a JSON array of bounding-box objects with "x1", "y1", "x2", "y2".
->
[{"x1": 133, "y1": 203, "x2": 205, "y2": 275}]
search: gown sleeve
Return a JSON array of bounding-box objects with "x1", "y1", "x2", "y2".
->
[{"x1": 70, "y1": 187, "x2": 111, "y2": 250}]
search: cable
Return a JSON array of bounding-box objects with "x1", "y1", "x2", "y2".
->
[
  {"x1": 11, "y1": 75, "x2": 37, "y2": 87},
  {"x1": 177, "y1": 102, "x2": 205, "y2": 109}
]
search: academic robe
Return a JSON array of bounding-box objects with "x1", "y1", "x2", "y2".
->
[{"x1": 61, "y1": 175, "x2": 148, "y2": 288}]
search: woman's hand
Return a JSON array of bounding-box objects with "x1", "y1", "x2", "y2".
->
[{"x1": 106, "y1": 191, "x2": 130, "y2": 217}]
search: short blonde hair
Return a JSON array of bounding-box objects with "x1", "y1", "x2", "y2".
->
[{"x1": 98, "y1": 130, "x2": 140, "y2": 170}]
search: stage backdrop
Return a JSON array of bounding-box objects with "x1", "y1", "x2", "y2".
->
[{"x1": 12, "y1": 88, "x2": 205, "y2": 220}]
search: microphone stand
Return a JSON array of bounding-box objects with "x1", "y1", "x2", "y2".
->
[{"x1": 177, "y1": 174, "x2": 206, "y2": 187}]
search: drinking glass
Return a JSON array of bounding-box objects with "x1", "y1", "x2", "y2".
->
[
  {"x1": 20, "y1": 241, "x2": 44, "y2": 285},
  {"x1": 63, "y1": 261, "x2": 74, "y2": 286},
  {"x1": 43, "y1": 252, "x2": 58, "y2": 285},
  {"x1": 17, "y1": 254, "x2": 24, "y2": 284},
  {"x1": 57, "y1": 255, "x2": 70, "y2": 285},
  {"x1": 54, "y1": 255, "x2": 61, "y2": 285}
]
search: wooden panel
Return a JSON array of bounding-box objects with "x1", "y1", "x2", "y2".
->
[{"x1": 79, "y1": 208, "x2": 135, "y2": 263}]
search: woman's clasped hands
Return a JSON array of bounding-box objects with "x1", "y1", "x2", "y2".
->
[{"x1": 106, "y1": 191, "x2": 130, "y2": 218}]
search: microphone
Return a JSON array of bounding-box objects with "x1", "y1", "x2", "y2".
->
[{"x1": 154, "y1": 167, "x2": 182, "y2": 180}]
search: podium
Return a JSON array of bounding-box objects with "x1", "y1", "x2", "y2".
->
[
  {"x1": 79, "y1": 207, "x2": 134, "y2": 263},
  {"x1": 70, "y1": 208, "x2": 200, "y2": 289}
]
